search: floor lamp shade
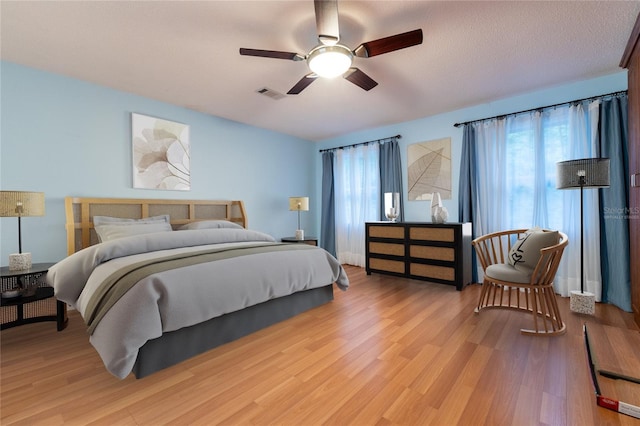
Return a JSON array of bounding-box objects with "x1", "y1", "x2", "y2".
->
[
  {"x1": 289, "y1": 197, "x2": 309, "y2": 240},
  {"x1": 556, "y1": 158, "x2": 610, "y2": 314},
  {"x1": 0, "y1": 191, "x2": 45, "y2": 270},
  {"x1": 556, "y1": 158, "x2": 610, "y2": 190}
]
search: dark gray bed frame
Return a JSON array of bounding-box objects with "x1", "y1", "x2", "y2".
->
[{"x1": 133, "y1": 284, "x2": 334, "y2": 378}]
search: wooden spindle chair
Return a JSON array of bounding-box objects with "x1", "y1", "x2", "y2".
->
[{"x1": 472, "y1": 229, "x2": 569, "y2": 336}]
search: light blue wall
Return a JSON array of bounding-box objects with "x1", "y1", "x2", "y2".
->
[
  {"x1": 1, "y1": 60, "x2": 629, "y2": 265},
  {"x1": 316, "y1": 71, "x2": 628, "y2": 223},
  {"x1": 1, "y1": 61, "x2": 317, "y2": 263}
]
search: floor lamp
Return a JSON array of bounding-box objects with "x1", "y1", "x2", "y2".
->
[{"x1": 557, "y1": 158, "x2": 610, "y2": 314}]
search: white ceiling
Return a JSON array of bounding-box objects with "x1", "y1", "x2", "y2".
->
[{"x1": 1, "y1": 1, "x2": 639, "y2": 142}]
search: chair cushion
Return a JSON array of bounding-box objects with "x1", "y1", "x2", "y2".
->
[
  {"x1": 486, "y1": 263, "x2": 532, "y2": 284},
  {"x1": 507, "y1": 228, "x2": 559, "y2": 270}
]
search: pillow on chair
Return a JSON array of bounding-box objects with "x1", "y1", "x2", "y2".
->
[{"x1": 508, "y1": 228, "x2": 559, "y2": 271}]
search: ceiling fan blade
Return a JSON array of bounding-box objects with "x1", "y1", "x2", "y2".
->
[
  {"x1": 287, "y1": 74, "x2": 318, "y2": 95},
  {"x1": 314, "y1": 0, "x2": 340, "y2": 45},
  {"x1": 344, "y1": 68, "x2": 378, "y2": 91},
  {"x1": 353, "y1": 29, "x2": 423, "y2": 58},
  {"x1": 239, "y1": 48, "x2": 304, "y2": 61}
]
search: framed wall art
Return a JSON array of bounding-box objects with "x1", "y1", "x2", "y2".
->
[
  {"x1": 132, "y1": 113, "x2": 190, "y2": 190},
  {"x1": 407, "y1": 137, "x2": 451, "y2": 201}
]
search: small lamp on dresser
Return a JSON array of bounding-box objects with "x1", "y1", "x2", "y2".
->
[
  {"x1": 0, "y1": 191, "x2": 45, "y2": 270},
  {"x1": 289, "y1": 196, "x2": 309, "y2": 240}
]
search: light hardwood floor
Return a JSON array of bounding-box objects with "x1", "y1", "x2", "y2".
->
[{"x1": 1, "y1": 265, "x2": 639, "y2": 425}]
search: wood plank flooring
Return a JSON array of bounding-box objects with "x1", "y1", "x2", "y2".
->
[{"x1": 1, "y1": 265, "x2": 639, "y2": 425}]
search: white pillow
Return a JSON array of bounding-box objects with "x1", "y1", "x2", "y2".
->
[
  {"x1": 178, "y1": 220, "x2": 243, "y2": 230},
  {"x1": 95, "y1": 222, "x2": 173, "y2": 242},
  {"x1": 93, "y1": 214, "x2": 170, "y2": 226},
  {"x1": 508, "y1": 228, "x2": 560, "y2": 270}
]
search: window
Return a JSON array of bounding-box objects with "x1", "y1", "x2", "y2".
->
[{"x1": 472, "y1": 101, "x2": 601, "y2": 298}]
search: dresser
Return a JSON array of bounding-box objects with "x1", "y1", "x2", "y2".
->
[{"x1": 365, "y1": 222, "x2": 472, "y2": 290}]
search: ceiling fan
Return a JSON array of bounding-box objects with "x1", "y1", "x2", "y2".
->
[{"x1": 239, "y1": 0, "x2": 423, "y2": 95}]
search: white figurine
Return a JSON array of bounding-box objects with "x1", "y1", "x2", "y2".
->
[{"x1": 430, "y1": 192, "x2": 449, "y2": 223}]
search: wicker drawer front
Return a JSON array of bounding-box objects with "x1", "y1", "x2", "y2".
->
[
  {"x1": 410, "y1": 245, "x2": 455, "y2": 261},
  {"x1": 1, "y1": 298, "x2": 57, "y2": 324},
  {"x1": 368, "y1": 225, "x2": 404, "y2": 239},
  {"x1": 370, "y1": 242, "x2": 405, "y2": 256},
  {"x1": 409, "y1": 227, "x2": 454, "y2": 242},
  {"x1": 370, "y1": 258, "x2": 405, "y2": 274},
  {"x1": 410, "y1": 264, "x2": 455, "y2": 281}
]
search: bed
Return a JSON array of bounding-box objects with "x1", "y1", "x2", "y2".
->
[{"x1": 46, "y1": 197, "x2": 349, "y2": 379}]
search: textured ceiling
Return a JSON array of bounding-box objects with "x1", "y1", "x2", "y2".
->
[{"x1": 1, "y1": 1, "x2": 639, "y2": 141}]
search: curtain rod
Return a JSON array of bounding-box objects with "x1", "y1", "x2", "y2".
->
[
  {"x1": 453, "y1": 90, "x2": 627, "y2": 128},
  {"x1": 318, "y1": 135, "x2": 401, "y2": 153}
]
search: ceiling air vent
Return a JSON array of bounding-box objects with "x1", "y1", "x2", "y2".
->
[{"x1": 256, "y1": 87, "x2": 285, "y2": 100}]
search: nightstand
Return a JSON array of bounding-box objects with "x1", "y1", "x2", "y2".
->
[
  {"x1": 1, "y1": 263, "x2": 68, "y2": 331},
  {"x1": 281, "y1": 237, "x2": 318, "y2": 246}
]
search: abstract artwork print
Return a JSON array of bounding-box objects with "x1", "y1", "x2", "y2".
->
[
  {"x1": 132, "y1": 113, "x2": 190, "y2": 190},
  {"x1": 407, "y1": 137, "x2": 451, "y2": 201}
]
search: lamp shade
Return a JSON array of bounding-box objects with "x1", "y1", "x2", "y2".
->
[
  {"x1": 0, "y1": 191, "x2": 45, "y2": 217},
  {"x1": 556, "y1": 158, "x2": 610, "y2": 189},
  {"x1": 289, "y1": 197, "x2": 309, "y2": 211}
]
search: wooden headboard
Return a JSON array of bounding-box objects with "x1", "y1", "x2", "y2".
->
[{"x1": 65, "y1": 197, "x2": 247, "y2": 255}]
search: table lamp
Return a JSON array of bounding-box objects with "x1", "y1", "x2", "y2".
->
[
  {"x1": 289, "y1": 196, "x2": 309, "y2": 240},
  {"x1": 556, "y1": 158, "x2": 610, "y2": 314},
  {"x1": 0, "y1": 191, "x2": 45, "y2": 270}
]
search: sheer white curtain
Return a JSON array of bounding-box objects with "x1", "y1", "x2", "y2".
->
[
  {"x1": 334, "y1": 143, "x2": 380, "y2": 266},
  {"x1": 473, "y1": 118, "x2": 508, "y2": 239},
  {"x1": 472, "y1": 101, "x2": 604, "y2": 299}
]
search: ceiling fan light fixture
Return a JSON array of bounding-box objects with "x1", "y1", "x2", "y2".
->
[
  {"x1": 307, "y1": 44, "x2": 353, "y2": 78},
  {"x1": 239, "y1": 1, "x2": 423, "y2": 94}
]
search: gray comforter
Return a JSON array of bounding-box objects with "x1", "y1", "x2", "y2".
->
[{"x1": 46, "y1": 229, "x2": 349, "y2": 378}]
